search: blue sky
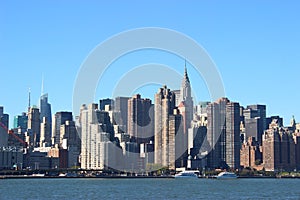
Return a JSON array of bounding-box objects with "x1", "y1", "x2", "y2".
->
[{"x1": 1, "y1": 1, "x2": 299, "y2": 127}]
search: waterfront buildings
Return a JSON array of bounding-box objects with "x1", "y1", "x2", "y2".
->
[
  {"x1": 0, "y1": 146, "x2": 23, "y2": 170},
  {"x1": 154, "y1": 86, "x2": 186, "y2": 169},
  {"x1": 206, "y1": 98, "x2": 240, "y2": 169},
  {"x1": 225, "y1": 102, "x2": 241, "y2": 169},
  {"x1": 1, "y1": 64, "x2": 300, "y2": 174},
  {"x1": 262, "y1": 119, "x2": 297, "y2": 171},
  {"x1": 240, "y1": 137, "x2": 262, "y2": 169},
  {"x1": 295, "y1": 132, "x2": 300, "y2": 170}
]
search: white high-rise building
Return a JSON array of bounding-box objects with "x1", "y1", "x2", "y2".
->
[
  {"x1": 80, "y1": 103, "x2": 113, "y2": 170},
  {"x1": 40, "y1": 117, "x2": 51, "y2": 147}
]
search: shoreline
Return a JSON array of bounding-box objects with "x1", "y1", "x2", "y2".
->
[
  {"x1": 0, "y1": 175, "x2": 175, "y2": 179},
  {"x1": 1, "y1": 175, "x2": 300, "y2": 180}
]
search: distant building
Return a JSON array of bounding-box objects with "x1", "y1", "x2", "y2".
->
[
  {"x1": 240, "y1": 137, "x2": 262, "y2": 169},
  {"x1": 52, "y1": 111, "x2": 73, "y2": 145},
  {"x1": 80, "y1": 104, "x2": 116, "y2": 170},
  {"x1": 13, "y1": 112, "x2": 28, "y2": 132},
  {"x1": 114, "y1": 96, "x2": 130, "y2": 132},
  {"x1": 40, "y1": 117, "x2": 51, "y2": 147},
  {"x1": 40, "y1": 93, "x2": 52, "y2": 136},
  {"x1": 195, "y1": 101, "x2": 210, "y2": 116},
  {"x1": 0, "y1": 106, "x2": 9, "y2": 128},
  {"x1": 60, "y1": 121, "x2": 80, "y2": 147},
  {"x1": 187, "y1": 121, "x2": 207, "y2": 170},
  {"x1": 60, "y1": 121, "x2": 81, "y2": 167},
  {"x1": 169, "y1": 110, "x2": 184, "y2": 169},
  {"x1": 172, "y1": 90, "x2": 181, "y2": 106},
  {"x1": 27, "y1": 107, "x2": 40, "y2": 147},
  {"x1": 99, "y1": 98, "x2": 114, "y2": 111},
  {"x1": 0, "y1": 106, "x2": 9, "y2": 147},
  {"x1": 246, "y1": 105, "x2": 266, "y2": 130},
  {"x1": 96, "y1": 109, "x2": 114, "y2": 141},
  {"x1": 266, "y1": 116, "x2": 283, "y2": 128},
  {"x1": 243, "y1": 104, "x2": 266, "y2": 144},
  {"x1": 127, "y1": 94, "x2": 153, "y2": 145}
]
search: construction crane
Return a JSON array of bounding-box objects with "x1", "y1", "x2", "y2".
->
[{"x1": 0, "y1": 121, "x2": 27, "y2": 147}]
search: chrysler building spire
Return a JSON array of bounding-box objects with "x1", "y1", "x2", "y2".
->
[{"x1": 180, "y1": 62, "x2": 191, "y2": 102}]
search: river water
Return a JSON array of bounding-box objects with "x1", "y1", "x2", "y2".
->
[{"x1": 0, "y1": 178, "x2": 299, "y2": 199}]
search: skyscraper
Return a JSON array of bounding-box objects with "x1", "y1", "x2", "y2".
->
[
  {"x1": 40, "y1": 93, "x2": 52, "y2": 129},
  {"x1": 60, "y1": 121, "x2": 80, "y2": 147},
  {"x1": 207, "y1": 99, "x2": 226, "y2": 169},
  {"x1": 40, "y1": 117, "x2": 51, "y2": 147},
  {"x1": 177, "y1": 66, "x2": 194, "y2": 166},
  {"x1": 169, "y1": 109, "x2": 184, "y2": 169},
  {"x1": 243, "y1": 104, "x2": 266, "y2": 144},
  {"x1": 127, "y1": 94, "x2": 153, "y2": 145},
  {"x1": 80, "y1": 103, "x2": 115, "y2": 170},
  {"x1": 27, "y1": 107, "x2": 40, "y2": 147},
  {"x1": 154, "y1": 86, "x2": 179, "y2": 168},
  {"x1": 179, "y1": 66, "x2": 194, "y2": 135},
  {"x1": 40, "y1": 93, "x2": 52, "y2": 147},
  {"x1": 225, "y1": 102, "x2": 241, "y2": 169},
  {"x1": 60, "y1": 120, "x2": 81, "y2": 168},
  {"x1": 52, "y1": 112, "x2": 73, "y2": 145},
  {"x1": 206, "y1": 98, "x2": 240, "y2": 169}
]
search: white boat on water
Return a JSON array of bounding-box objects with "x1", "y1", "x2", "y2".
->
[
  {"x1": 174, "y1": 171, "x2": 199, "y2": 178},
  {"x1": 32, "y1": 173, "x2": 45, "y2": 177},
  {"x1": 216, "y1": 172, "x2": 238, "y2": 179}
]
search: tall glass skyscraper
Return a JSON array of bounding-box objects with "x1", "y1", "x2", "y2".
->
[{"x1": 40, "y1": 93, "x2": 52, "y2": 125}]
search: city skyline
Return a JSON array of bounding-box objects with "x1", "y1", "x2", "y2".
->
[
  {"x1": 1, "y1": 1, "x2": 300, "y2": 127},
  {"x1": 0, "y1": 62, "x2": 300, "y2": 173}
]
